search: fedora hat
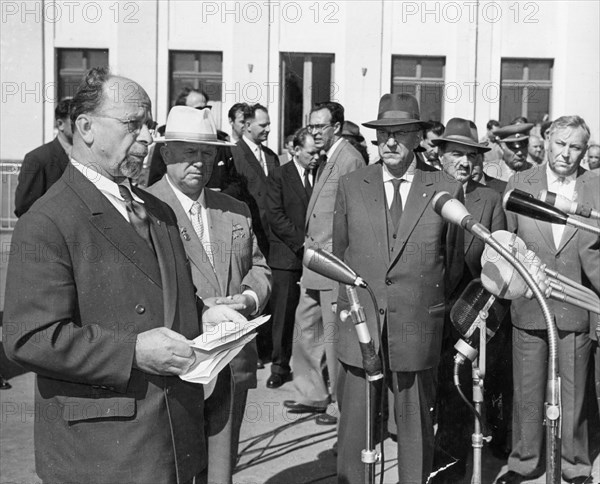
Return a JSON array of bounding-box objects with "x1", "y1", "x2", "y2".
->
[
  {"x1": 155, "y1": 106, "x2": 234, "y2": 146},
  {"x1": 363, "y1": 93, "x2": 429, "y2": 129},
  {"x1": 431, "y1": 118, "x2": 491, "y2": 152},
  {"x1": 341, "y1": 120, "x2": 364, "y2": 142}
]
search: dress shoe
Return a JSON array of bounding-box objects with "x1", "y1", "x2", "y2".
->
[
  {"x1": 565, "y1": 476, "x2": 592, "y2": 484},
  {"x1": 266, "y1": 373, "x2": 290, "y2": 389},
  {"x1": 315, "y1": 413, "x2": 337, "y2": 425},
  {"x1": 495, "y1": 470, "x2": 525, "y2": 484},
  {"x1": 283, "y1": 400, "x2": 326, "y2": 414}
]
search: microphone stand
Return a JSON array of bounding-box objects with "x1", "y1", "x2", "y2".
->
[
  {"x1": 341, "y1": 285, "x2": 383, "y2": 484},
  {"x1": 482, "y1": 234, "x2": 561, "y2": 484}
]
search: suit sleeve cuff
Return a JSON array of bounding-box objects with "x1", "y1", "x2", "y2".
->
[{"x1": 242, "y1": 289, "x2": 260, "y2": 316}]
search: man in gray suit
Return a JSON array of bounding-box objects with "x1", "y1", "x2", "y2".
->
[
  {"x1": 147, "y1": 106, "x2": 271, "y2": 484},
  {"x1": 283, "y1": 102, "x2": 363, "y2": 424}
]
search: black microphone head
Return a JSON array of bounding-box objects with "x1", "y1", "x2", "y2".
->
[
  {"x1": 503, "y1": 188, "x2": 568, "y2": 224},
  {"x1": 450, "y1": 279, "x2": 509, "y2": 347},
  {"x1": 303, "y1": 248, "x2": 359, "y2": 286}
]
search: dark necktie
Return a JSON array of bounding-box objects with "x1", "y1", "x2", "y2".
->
[
  {"x1": 389, "y1": 178, "x2": 403, "y2": 229},
  {"x1": 118, "y1": 185, "x2": 154, "y2": 253},
  {"x1": 303, "y1": 168, "x2": 313, "y2": 199},
  {"x1": 316, "y1": 154, "x2": 327, "y2": 182}
]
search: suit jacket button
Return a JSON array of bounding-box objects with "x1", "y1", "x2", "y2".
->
[
  {"x1": 135, "y1": 304, "x2": 145, "y2": 314},
  {"x1": 313, "y1": 213, "x2": 316, "y2": 218},
  {"x1": 379, "y1": 309, "x2": 385, "y2": 315},
  {"x1": 385, "y1": 279, "x2": 392, "y2": 286}
]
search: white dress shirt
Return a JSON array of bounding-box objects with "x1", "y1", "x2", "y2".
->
[
  {"x1": 243, "y1": 135, "x2": 268, "y2": 175},
  {"x1": 293, "y1": 159, "x2": 314, "y2": 187},
  {"x1": 382, "y1": 158, "x2": 415, "y2": 209},
  {"x1": 546, "y1": 165, "x2": 577, "y2": 248}
]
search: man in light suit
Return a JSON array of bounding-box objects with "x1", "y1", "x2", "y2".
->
[
  {"x1": 3, "y1": 68, "x2": 244, "y2": 484},
  {"x1": 147, "y1": 106, "x2": 271, "y2": 484},
  {"x1": 266, "y1": 128, "x2": 320, "y2": 389},
  {"x1": 430, "y1": 118, "x2": 507, "y2": 483},
  {"x1": 283, "y1": 102, "x2": 364, "y2": 424},
  {"x1": 332, "y1": 94, "x2": 464, "y2": 484},
  {"x1": 496, "y1": 115, "x2": 600, "y2": 484},
  {"x1": 14, "y1": 97, "x2": 73, "y2": 217}
]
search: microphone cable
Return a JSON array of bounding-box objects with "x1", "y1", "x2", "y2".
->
[{"x1": 452, "y1": 358, "x2": 487, "y2": 436}]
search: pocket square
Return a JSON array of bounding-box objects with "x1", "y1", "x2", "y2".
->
[{"x1": 232, "y1": 223, "x2": 247, "y2": 239}]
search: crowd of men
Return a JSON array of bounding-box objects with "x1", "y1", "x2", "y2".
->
[{"x1": 4, "y1": 67, "x2": 600, "y2": 484}]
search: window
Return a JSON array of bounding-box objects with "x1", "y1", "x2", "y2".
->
[
  {"x1": 169, "y1": 51, "x2": 223, "y2": 108},
  {"x1": 391, "y1": 56, "x2": 445, "y2": 122},
  {"x1": 500, "y1": 58, "x2": 553, "y2": 125},
  {"x1": 280, "y1": 52, "x2": 335, "y2": 149},
  {"x1": 56, "y1": 49, "x2": 109, "y2": 100}
]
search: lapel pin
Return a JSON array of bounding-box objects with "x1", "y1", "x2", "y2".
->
[{"x1": 180, "y1": 226, "x2": 191, "y2": 241}]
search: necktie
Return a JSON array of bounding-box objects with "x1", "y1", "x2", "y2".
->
[
  {"x1": 389, "y1": 178, "x2": 403, "y2": 230},
  {"x1": 304, "y1": 168, "x2": 313, "y2": 199},
  {"x1": 257, "y1": 146, "x2": 268, "y2": 175},
  {"x1": 316, "y1": 154, "x2": 327, "y2": 182},
  {"x1": 190, "y1": 201, "x2": 214, "y2": 267},
  {"x1": 118, "y1": 185, "x2": 154, "y2": 253},
  {"x1": 552, "y1": 177, "x2": 566, "y2": 248}
]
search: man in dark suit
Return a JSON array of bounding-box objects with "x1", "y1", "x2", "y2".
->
[
  {"x1": 283, "y1": 102, "x2": 364, "y2": 424},
  {"x1": 332, "y1": 94, "x2": 464, "y2": 484},
  {"x1": 231, "y1": 103, "x2": 280, "y2": 258},
  {"x1": 429, "y1": 118, "x2": 507, "y2": 483},
  {"x1": 231, "y1": 103, "x2": 280, "y2": 364},
  {"x1": 148, "y1": 106, "x2": 271, "y2": 484},
  {"x1": 3, "y1": 68, "x2": 244, "y2": 484},
  {"x1": 14, "y1": 97, "x2": 73, "y2": 217},
  {"x1": 265, "y1": 128, "x2": 319, "y2": 389},
  {"x1": 496, "y1": 115, "x2": 600, "y2": 484}
]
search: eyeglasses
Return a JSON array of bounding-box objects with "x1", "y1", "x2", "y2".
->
[
  {"x1": 94, "y1": 114, "x2": 158, "y2": 137},
  {"x1": 307, "y1": 123, "x2": 333, "y2": 134},
  {"x1": 376, "y1": 129, "x2": 421, "y2": 143}
]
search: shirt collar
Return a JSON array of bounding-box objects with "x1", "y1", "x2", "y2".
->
[
  {"x1": 326, "y1": 137, "x2": 343, "y2": 159},
  {"x1": 166, "y1": 174, "x2": 205, "y2": 214},
  {"x1": 381, "y1": 157, "x2": 416, "y2": 184},
  {"x1": 546, "y1": 164, "x2": 577, "y2": 185},
  {"x1": 243, "y1": 135, "x2": 261, "y2": 152},
  {"x1": 71, "y1": 157, "x2": 144, "y2": 204}
]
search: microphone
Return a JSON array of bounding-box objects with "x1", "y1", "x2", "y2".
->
[
  {"x1": 303, "y1": 248, "x2": 367, "y2": 287},
  {"x1": 538, "y1": 189, "x2": 600, "y2": 220},
  {"x1": 481, "y1": 230, "x2": 600, "y2": 306},
  {"x1": 303, "y1": 248, "x2": 382, "y2": 380},
  {"x1": 432, "y1": 192, "x2": 492, "y2": 241},
  {"x1": 450, "y1": 280, "x2": 509, "y2": 364},
  {"x1": 481, "y1": 237, "x2": 600, "y2": 314},
  {"x1": 504, "y1": 189, "x2": 600, "y2": 236}
]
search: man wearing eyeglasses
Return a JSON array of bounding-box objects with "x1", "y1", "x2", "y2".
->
[
  {"x1": 483, "y1": 122, "x2": 534, "y2": 182},
  {"x1": 332, "y1": 94, "x2": 465, "y2": 484},
  {"x1": 283, "y1": 102, "x2": 363, "y2": 424},
  {"x1": 3, "y1": 67, "x2": 244, "y2": 484}
]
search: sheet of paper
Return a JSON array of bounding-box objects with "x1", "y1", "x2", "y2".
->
[{"x1": 191, "y1": 314, "x2": 271, "y2": 351}]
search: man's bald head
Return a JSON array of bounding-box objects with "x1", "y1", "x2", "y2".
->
[{"x1": 527, "y1": 134, "x2": 544, "y2": 164}]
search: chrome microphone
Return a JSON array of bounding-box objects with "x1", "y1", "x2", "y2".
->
[
  {"x1": 538, "y1": 189, "x2": 600, "y2": 220},
  {"x1": 303, "y1": 248, "x2": 366, "y2": 287}
]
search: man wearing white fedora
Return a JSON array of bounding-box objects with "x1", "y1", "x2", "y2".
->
[{"x1": 147, "y1": 106, "x2": 271, "y2": 484}]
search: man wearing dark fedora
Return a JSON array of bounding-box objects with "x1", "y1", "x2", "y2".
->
[
  {"x1": 332, "y1": 93, "x2": 464, "y2": 484},
  {"x1": 484, "y1": 122, "x2": 535, "y2": 182},
  {"x1": 430, "y1": 118, "x2": 508, "y2": 483},
  {"x1": 147, "y1": 106, "x2": 271, "y2": 484}
]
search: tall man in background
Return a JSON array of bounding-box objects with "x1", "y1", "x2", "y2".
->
[{"x1": 283, "y1": 102, "x2": 363, "y2": 424}]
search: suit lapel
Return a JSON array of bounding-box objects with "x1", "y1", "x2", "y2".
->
[
  {"x1": 464, "y1": 181, "x2": 484, "y2": 256},
  {"x1": 152, "y1": 178, "x2": 221, "y2": 293},
  {"x1": 64, "y1": 166, "x2": 162, "y2": 287},
  {"x1": 556, "y1": 169, "x2": 586, "y2": 253},
  {"x1": 285, "y1": 162, "x2": 308, "y2": 206},
  {"x1": 206, "y1": 190, "x2": 231, "y2": 296},
  {"x1": 389, "y1": 164, "x2": 437, "y2": 269},
  {"x1": 239, "y1": 140, "x2": 267, "y2": 180},
  {"x1": 360, "y1": 165, "x2": 389, "y2": 265},
  {"x1": 527, "y1": 169, "x2": 556, "y2": 253},
  {"x1": 306, "y1": 144, "x2": 341, "y2": 227}
]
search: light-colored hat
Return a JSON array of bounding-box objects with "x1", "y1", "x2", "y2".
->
[{"x1": 154, "y1": 106, "x2": 234, "y2": 146}]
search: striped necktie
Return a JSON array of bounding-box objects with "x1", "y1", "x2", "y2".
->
[{"x1": 190, "y1": 201, "x2": 214, "y2": 267}]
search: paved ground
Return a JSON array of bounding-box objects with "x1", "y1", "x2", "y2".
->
[{"x1": 1, "y1": 347, "x2": 599, "y2": 484}]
